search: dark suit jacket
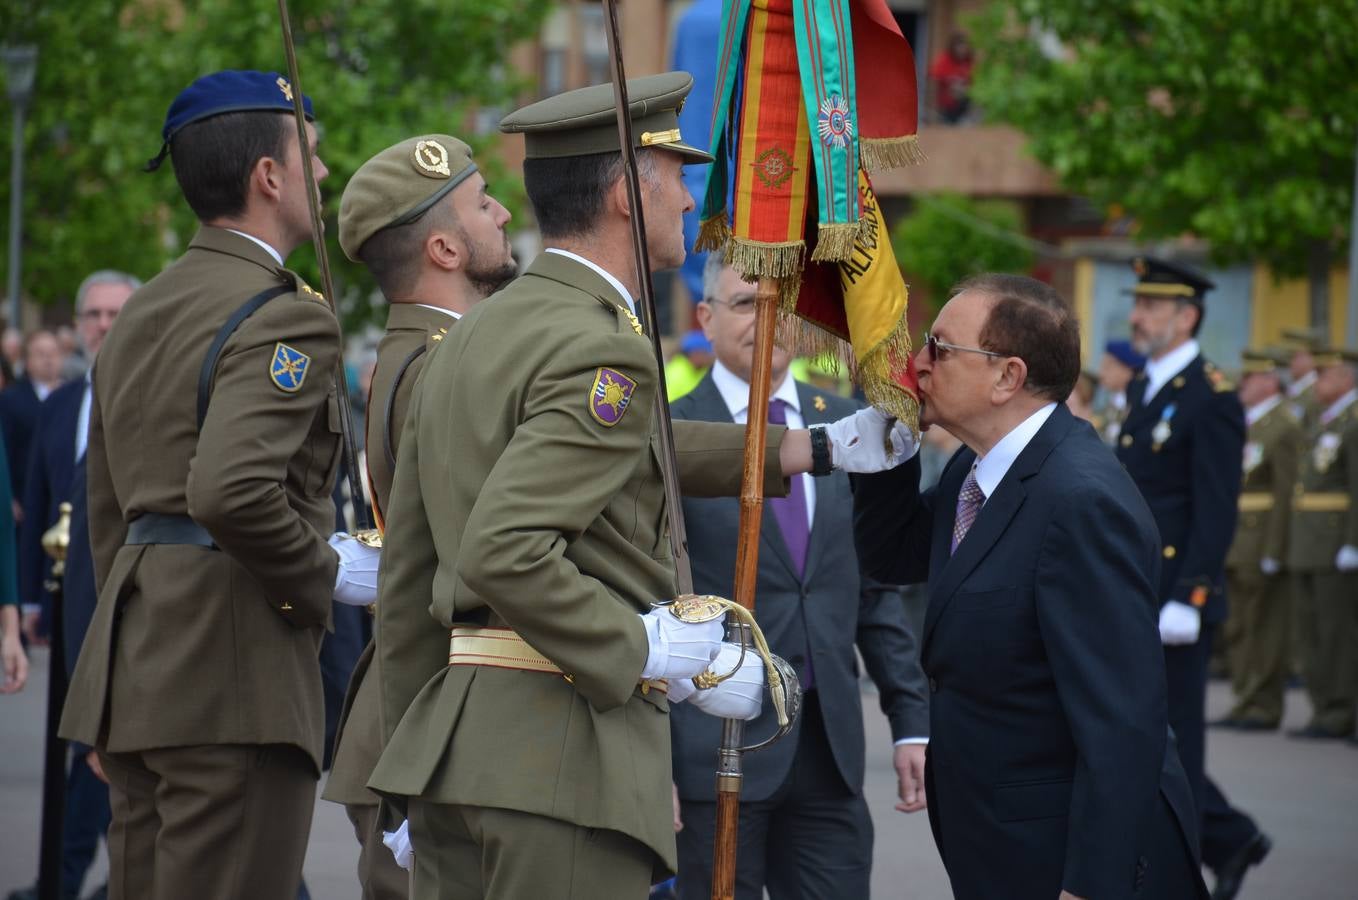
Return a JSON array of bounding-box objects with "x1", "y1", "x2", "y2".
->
[
  {"x1": 1117, "y1": 355, "x2": 1244, "y2": 623},
  {"x1": 855, "y1": 404, "x2": 1205, "y2": 900},
  {"x1": 0, "y1": 377, "x2": 46, "y2": 506},
  {"x1": 18, "y1": 378, "x2": 84, "y2": 613},
  {"x1": 670, "y1": 374, "x2": 928, "y2": 803}
]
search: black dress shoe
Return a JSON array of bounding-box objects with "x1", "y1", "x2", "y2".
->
[
  {"x1": 1286, "y1": 723, "x2": 1351, "y2": 740},
  {"x1": 1212, "y1": 831, "x2": 1272, "y2": 900}
]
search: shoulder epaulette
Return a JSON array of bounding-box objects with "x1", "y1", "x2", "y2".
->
[{"x1": 1204, "y1": 362, "x2": 1234, "y2": 393}]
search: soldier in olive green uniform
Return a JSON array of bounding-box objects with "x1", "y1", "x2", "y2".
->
[
  {"x1": 368, "y1": 73, "x2": 913, "y2": 900},
  {"x1": 58, "y1": 71, "x2": 379, "y2": 900},
  {"x1": 1281, "y1": 326, "x2": 1327, "y2": 426},
  {"x1": 1286, "y1": 347, "x2": 1358, "y2": 740},
  {"x1": 1219, "y1": 349, "x2": 1303, "y2": 729},
  {"x1": 324, "y1": 134, "x2": 515, "y2": 900}
]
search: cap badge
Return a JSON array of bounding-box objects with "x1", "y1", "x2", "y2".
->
[
  {"x1": 276, "y1": 77, "x2": 293, "y2": 102},
  {"x1": 414, "y1": 139, "x2": 451, "y2": 178}
]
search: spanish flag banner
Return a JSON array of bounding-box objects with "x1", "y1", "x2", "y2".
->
[{"x1": 696, "y1": 0, "x2": 922, "y2": 426}]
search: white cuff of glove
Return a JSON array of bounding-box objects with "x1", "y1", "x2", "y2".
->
[
  {"x1": 1335, "y1": 545, "x2": 1358, "y2": 572},
  {"x1": 382, "y1": 819, "x2": 413, "y2": 871},
  {"x1": 639, "y1": 609, "x2": 724, "y2": 681},
  {"x1": 1259, "y1": 557, "x2": 1281, "y2": 576},
  {"x1": 329, "y1": 532, "x2": 381, "y2": 607},
  {"x1": 666, "y1": 678, "x2": 697, "y2": 705},
  {"x1": 686, "y1": 643, "x2": 765, "y2": 721},
  {"x1": 1158, "y1": 600, "x2": 1201, "y2": 646},
  {"x1": 824, "y1": 407, "x2": 919, "y2": 474}
]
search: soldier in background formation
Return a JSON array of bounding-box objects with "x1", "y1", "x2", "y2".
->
[
  {"x1": 1095, "y1": 338, "x2": 1145, "y2": 446},
  {"x1": 1286, "y1": 346, "x2": 1358, "y2": 741},
  {"x1": 1281, "y1": 327, "x2": 1325, "y2": 426},
  {"x1": 1216, "y1": 348, "x2": 1302, "y2": 732},
  {"x1": 324, "y1": 132, "x2": 516, "y2": 899}
]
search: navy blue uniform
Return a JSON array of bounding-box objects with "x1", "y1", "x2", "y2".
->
[{"x1": 1117, "y1": 354, "x2": 1260, "y2": 871}]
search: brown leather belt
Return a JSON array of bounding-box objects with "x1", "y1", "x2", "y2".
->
[{"x1": 448, "y1": 624, "x2": 668, "y2": 695}]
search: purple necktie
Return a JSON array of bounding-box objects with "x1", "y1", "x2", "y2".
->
[
  {"x1": 951, "y1": 468, "x2": 985, "y2": 554},
  {"x1": 767, "y1": 399, "x2": 809, "y2": 575}
]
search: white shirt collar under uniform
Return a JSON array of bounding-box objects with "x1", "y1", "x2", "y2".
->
[
  {"x1": 1245, "y1": 393, "x2": 1284, "y2": 427},
  {"x1": 1287, "y1": 369, "x2": 1316, "y2": 399},
  {"x1": 544, "y1": 248, "x2": 637, "y2": 318},
  {"x1": 414, "y1": 304, "x2": 461, "y2": 320},
  {"x1": 970, "y1": 402, "x2": 1058, "y2": 502},
  {"x1": 226, "y1": 228, "x2": 284, "y2": 266},
  {"x1": 1320, "y1": 388, "x2": 1358, "y2": 427},
  {"x1": 1142, "y1": 339, "x2": 1200, "y2": 404}
]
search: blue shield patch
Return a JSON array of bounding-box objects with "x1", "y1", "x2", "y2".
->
[{"x1": 270, "y1": 342, "x2": 311, "y2": 393}]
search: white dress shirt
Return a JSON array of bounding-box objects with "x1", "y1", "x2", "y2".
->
[
  {"x1": 1245, "y1": 393, "x2": 1284, "y2": 427},
  {"x1": 1287, "y1": 369, "x2": 1316, "y2": 399},
  {"x1": 226, "y1": 229, "x2": 284, "y2": 266},
  {"x1": 709, "y1": 360, "x2": 814, "y2": 524},
  {"x1": 75, "y1": 371, "x2": 93, "y2": 462},
  {"x1": 970, "y1": 403, "x2": 1059, "y2": 503},
  {"x1": 1141, "y1": 339, "x2": 1200, "y2": 404},
  {"x1": 544, "y1": 248, "x2": 637, "y2": 317},
  {"x1": 1319, "y1": 388, "x2": 1358, "y2": 427},
  {"x1": 414, "y1": 304, "x2": 462, "y2": 321}
]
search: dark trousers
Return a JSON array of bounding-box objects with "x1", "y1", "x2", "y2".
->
[
  {"x1": 1164, "y1": 627, "x2": 1259, "y2": 872},
  {"x1": 676, "y1": 694, "x2": 873, "y2": 900},
  {"x1": 61, "y1": 749, "x2": 112, "y2": 895}
]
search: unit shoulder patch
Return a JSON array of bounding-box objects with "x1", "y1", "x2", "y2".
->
[
  {"x1": 270, "y1": 342, "x2": 311, "y2": 393},
  {"x1": 588, "y1": 367, "x2": 637, "y2": 427}
]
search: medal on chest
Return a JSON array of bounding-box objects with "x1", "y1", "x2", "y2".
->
[
  {"x1": 1314, "y1": 432, "x2": 1341, "y2": 473},
  {"x1": 1151, "y1": 403, "x2": 1176, "y2": 451}
]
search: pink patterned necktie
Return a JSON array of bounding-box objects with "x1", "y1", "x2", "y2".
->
[{"x1": 951, "y1": 468, "x2": 985, "y2": 554}]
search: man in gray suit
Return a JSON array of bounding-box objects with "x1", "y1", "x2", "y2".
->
[{"x1": 668, "y1": 258, "x2": 930, "y2": 900}]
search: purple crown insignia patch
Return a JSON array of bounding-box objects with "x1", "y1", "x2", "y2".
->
[{"x1": 589, "y1": 367, "x2": 636, "y2": 427}]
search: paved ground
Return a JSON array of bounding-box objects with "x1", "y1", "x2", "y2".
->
[{"x1": 4, "y1": 646, "x2": 1357, "y2": 898}]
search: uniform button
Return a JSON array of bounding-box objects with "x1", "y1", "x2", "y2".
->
[
  {"x1": 1121, "y1": 434, "x2": 1134, "y2": 447},
  {"x1": 1163, "y1": 545, "x2": 1176, "y2": 559},
  {"x1": 929, "y1": 677, "x2": 939, "y2": 693}
]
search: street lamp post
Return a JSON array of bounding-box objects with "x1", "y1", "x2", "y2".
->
[{"x1": 3, "y1": 44, "x2": 38, "y2": 331}]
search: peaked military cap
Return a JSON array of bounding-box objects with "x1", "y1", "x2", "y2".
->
[
  {"x1": 1240, "y1": 347, "x2": 1288, "y2": 375},
  {"x1": 1128, "y1": 256, "x2": 1214, "y2": 307},
  {"x1": 146, "y1": 70, "x2": 314, "y2": 171},
  {"x1": 500, "y1": 71, "x2": 712, "y2": 162},
  {"x1": 1312, "y1": 346, "x2": 1358, "y2": 368},
  {"x1": 1280, "y1": 326, "x2": 1330, "y2": 351},
  {"x1": 339, "y1": 134, "x2": 478, "y2": 261},
  {"x1": 1103, "y1": 338, "x2": 1146, "y2": 371}
]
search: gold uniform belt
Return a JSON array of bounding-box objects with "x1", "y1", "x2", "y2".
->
[
  {"x1": 1238, "y1": 493, "x2": 1273, "y2": 512},
  {"x1": 1293, "y1": 493, "x2": 1351, "y2": 513},
  {"x1": 448, "y1": 625, "x2": 668, "y2": 695}
]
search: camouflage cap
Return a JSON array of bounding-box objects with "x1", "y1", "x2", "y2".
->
[
  {"x1": 499, "y1": 71, "x2": 712, "y2": 163},
  {"x1": 339, "y1": 134, "x2": 477, "y2": 261}
]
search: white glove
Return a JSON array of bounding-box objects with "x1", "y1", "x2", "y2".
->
[
  {"x1": 382, "y1": 819, "x2": 413, "y2": 871},
  {"x1": 639, "y1": 608, "x2": 724, "y2": 681},
  {"x1": 824, "y1": 407, "x2": 919, "y2": 474},
  {"x1": 666, "y1": 678, "x2": 697, "y2": 705},
  {"x1": 1336, "y1": 545, "x2": 1358, "y2": 573},
  {"x1": 1259, "y1": 557, "x2": 1281, "y2": 576},
  {"x1": 685, "y1": 642, "x2": 765, "y2": 721},
  {"x1": 329, "y1": 532, "x2": 381, "y2": 607},
  {"x1": 1158, "y1": 601, "x2": 1201, "y2": 646}
]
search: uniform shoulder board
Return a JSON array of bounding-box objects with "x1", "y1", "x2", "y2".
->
[
  {"x1": 1204, "y1": 362, "x2": 1234, "y2": 393},
  {"x1": 283, "y1": 269, "x2": 326, "y2": 304}
]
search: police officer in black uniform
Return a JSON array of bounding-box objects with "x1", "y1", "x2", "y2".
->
[{"x1": 1116, "y1": 257, "x2": 1270, "y2": 900}]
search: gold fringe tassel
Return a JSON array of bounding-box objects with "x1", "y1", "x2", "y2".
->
[
  {"x1": 727, "y1": 238, "x2": 806, "y2": 280},
  {"x1": 695, "y1": 214, "x2": 733, "y2": 255},
  {"x1": 809, "y1": 223, "x2": 859, "y2": 263},
  {"x1": 857, "y1": 321, "x2": 921, "y2": 436},
  {"x1": 859, "y1": 135, "x2": 926, "y2": 172}
]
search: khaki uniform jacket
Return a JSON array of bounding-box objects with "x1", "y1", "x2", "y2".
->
[
  {"x1": 369, "y1": 252, "x2": 786, "y2": 874},
  {"x1": 324, "y1": 302, "x2": 451, "y2": 806},
  {"x1": 60, "y1": 227, "x2": 342, "y2": 772},
  {"x1": 1287, "y1": 396, "x2": 1358, "y2": 572},
  {"x1": 1226, "y1": 399, "x2": 1302, "y2": 571}
]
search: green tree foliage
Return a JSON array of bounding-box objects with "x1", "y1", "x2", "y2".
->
[
  {"x1": 1, "y1": 0, "x2": 551, "y2": 321},
  {"x1": 892, "y1": 194, "x2": 1035, "y2": 313},
  {"x1": 969, "y1": 0, "x2": 1358, "y2": 279}
]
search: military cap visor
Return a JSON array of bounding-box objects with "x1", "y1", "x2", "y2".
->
[
  {"x1": 1312, "y1": 347, "x2": 1358, "y2": 368},
  {"x1": 1281, "y1": 326, "x2": 1329, "y2": 351},
  {"x1": 500, "y1": 72, "x2": 712, "y2": 163},
  {"x1": 1126, "y1": 255, "x2": 1215, "y2": 305},
  {"x1": 1239, "y1": 348, "x2": 1288, "y2": 374},
  {"x1": 339, "y1": 135, "x2": 478, "y2": 261}
]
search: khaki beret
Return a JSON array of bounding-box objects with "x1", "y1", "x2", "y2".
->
[
  {"x1": 339, "y1": 134, "x2": 477, "y2": 261},
  {"x1": 499, "y1": 71, "x2": 712, "y2": 163}
]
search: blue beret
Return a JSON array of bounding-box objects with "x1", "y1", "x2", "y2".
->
[
  {"x1": 679, "y1": 329, "x2": 712, "y2": 354},
  {"x1": 147, "y1": 70, "x2": 314, "y2": 171},
  {"x1": 1104, "y1": 339, "x2": 1146, "y2": 371}
]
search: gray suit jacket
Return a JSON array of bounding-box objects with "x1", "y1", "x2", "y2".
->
[{"x1": 669, "y1": 373, "x2": 928, "y2": 803}]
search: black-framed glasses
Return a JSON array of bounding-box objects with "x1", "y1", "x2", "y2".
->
[
  {"x1": 705, "y1": 292, "x2": 757, "y2": 316},
  {"x1": 923, "y1": 332, "x2": 1006, "y2": 362}
]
